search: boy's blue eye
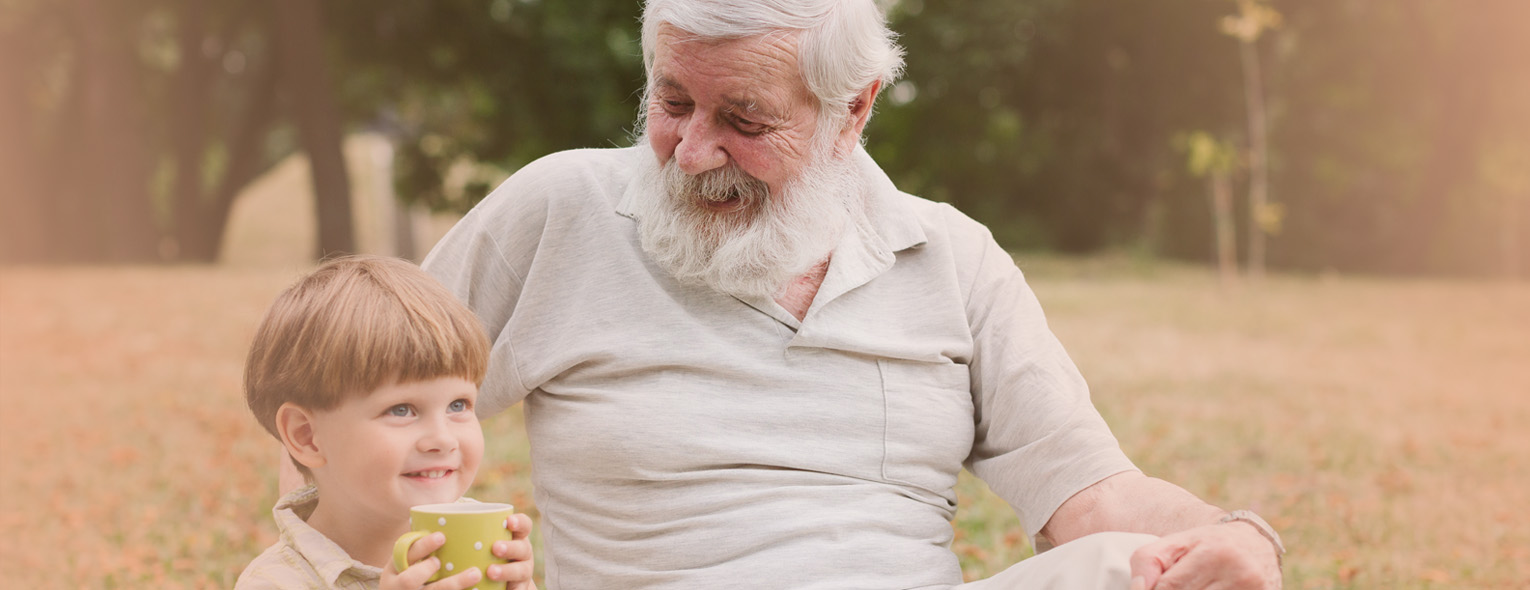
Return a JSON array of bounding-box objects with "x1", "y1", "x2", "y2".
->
[
  {"x1": 388, "y1": 405, "x2": 413, "y2": 417},
  {"x1": 448, "y1": 400, "x2": 469, "y2": 413}
]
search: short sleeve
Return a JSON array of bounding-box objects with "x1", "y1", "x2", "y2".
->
[{"x1": 960, "y1": 228, "x2": 1139, "y2": 538}]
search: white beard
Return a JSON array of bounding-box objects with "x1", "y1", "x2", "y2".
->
[{"x1": 629, "y1": 140, "x2": 866, "y2": 299}]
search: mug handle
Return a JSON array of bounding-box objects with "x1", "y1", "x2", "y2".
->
[{"x1": 392, "y1": 530, "x2": 431, "y2": 573}]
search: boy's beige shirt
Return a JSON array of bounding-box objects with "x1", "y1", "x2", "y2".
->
[{"x1": 234, "y1": 485, "x2": 381, "y2": 590}]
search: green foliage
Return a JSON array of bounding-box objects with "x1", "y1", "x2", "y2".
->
[
  {"x1": 1179, "y1": 131, "x2": 1238, "y2": 178},
  {"x1": 324, "y1": 0, "x2": 645, "y2": 212},
  {"x1": 871, "y1": 0, "x2": 1246, "y2": 253}
]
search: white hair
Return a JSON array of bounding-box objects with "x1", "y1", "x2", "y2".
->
[{"x1": 640, "y1": 0, "x2": 905, "y2": 132}]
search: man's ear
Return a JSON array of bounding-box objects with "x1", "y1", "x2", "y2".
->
[
  {"x1": 275, "y1": 402, "x2": 327, "y2": 470},
  {"x1": 834, "y1": 80, "x2": 883, "y2": 156}
]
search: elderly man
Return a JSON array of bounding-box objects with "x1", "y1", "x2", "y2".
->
[{"x1": 422, "y1": 1, "x2": 1284, "y2": 588}]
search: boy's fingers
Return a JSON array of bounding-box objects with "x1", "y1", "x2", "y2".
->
[
  {"x1": 487, "y1": 559, "x2": 535, "y2": 583},
  {"x1": 493, "y1": 539, "x2": 533, "y2": 561},
  {"x1": 509, "y1": 513, "x2": 534, "y2": 540},
  {"x1": 398, "y1": 557, "x2": 442, "y2": 587},
  {"x1": 408, "y1": 532, "x2": 449, "y2": 564},
  {"x1": 426, "y1": 566, "x2": 482, "y2": 590}
]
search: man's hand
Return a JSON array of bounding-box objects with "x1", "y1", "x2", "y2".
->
[
  {"x1": 1128, "y1": 521, "x2": 1281, "y2": 590},
  {"x1": 485, "y1": 512, "x2": 537, "y2": 590}
]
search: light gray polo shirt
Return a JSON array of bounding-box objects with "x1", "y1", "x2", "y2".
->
[{"x1": 423, "y1": 145, "x2": 1137, "y2": 590}]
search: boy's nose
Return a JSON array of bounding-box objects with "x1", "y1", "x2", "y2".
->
[{"x1": 417, "y1": 419, "x2": 459, "y2": 453}]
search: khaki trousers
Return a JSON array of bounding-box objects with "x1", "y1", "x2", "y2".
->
[{"x1": 953, "y1": 532, "x2": 1159, "y2": 590}]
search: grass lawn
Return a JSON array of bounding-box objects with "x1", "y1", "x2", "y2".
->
[{"x1": 3, "y1": 254, "x2": 1525, "y2": 589}]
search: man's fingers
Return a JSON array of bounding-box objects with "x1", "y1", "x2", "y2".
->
[
  {"x1": 509, "y1": 513, "x2": 534, "y2": 540},
  {"x1": 1137, "y1": 527, "x2": 1271, "y2": 590},
  {"x1": 1130, "y1": 538, "x2": 1189, "y2": 590}
]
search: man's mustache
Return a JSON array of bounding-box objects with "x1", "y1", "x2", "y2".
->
[{"x1": 673, "y1": 165, "x2": 769, "y2": 206}]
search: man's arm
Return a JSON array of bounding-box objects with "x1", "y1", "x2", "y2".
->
[{"x1": 1042, "y1": 471, "x2": 1282, "y2": 590}]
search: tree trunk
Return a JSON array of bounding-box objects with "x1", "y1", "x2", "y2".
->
[
  {"x1": 1210, "y1": 171, "x2": 1238, "y2": 287},
  {"x1": 0, "y1": 29, "x2": 49, "y2": 263},
  {"x1": 1239, "y1": 38, "x2": 1269, "y2": 281},
  {"x1": 1505, "y1": 192, "x2": 1524, "y2": 280},
  {"x1": 271, "y1": 0, "x2": 354, "y2": 260},
  {"x1": 171, "y1": 15, "x2": 282, "y2": 263},
  {"x1": 69, "y1": 0, "x2": 162, "y2": 262},
  {"x1": 167, "y1": 0, "x2": 212, "y2": 262}
]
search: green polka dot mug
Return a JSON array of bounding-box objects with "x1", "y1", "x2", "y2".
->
[{"x1": 392, "y1": 502, "x2": 514, "y2": 588}]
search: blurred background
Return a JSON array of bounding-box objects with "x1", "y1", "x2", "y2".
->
[
  {"x1": 2, "y1": 0, "x2": 1527, "y2": 276},
  {"x1": 2, "y1": 1, "x2": 1529, "y2": 589}
]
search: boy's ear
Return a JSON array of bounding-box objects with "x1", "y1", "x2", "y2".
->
[{"x1": 275, "y1": 402, "x2": 327, "y2": 470}]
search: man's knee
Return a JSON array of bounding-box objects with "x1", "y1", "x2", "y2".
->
[
  {"x1": 1056, "y1": 532, "x2": 1158, "y2": 588},
  {"x1": 965, "y1": 532, "x2": 1158, "y2": 590}
]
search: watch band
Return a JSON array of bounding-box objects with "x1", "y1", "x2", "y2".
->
[{"x1": 1220, "y1": 509, "x2": 1285, "y2": 567}]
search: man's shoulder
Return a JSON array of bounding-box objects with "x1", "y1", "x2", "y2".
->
[
  {"x1": 883, "y1": 190, "x2": 994, "y2": 250},
  {"x1": 451, "y1": 146, "x2": 641, "y2": 232},
  {"x1": 487, "y1": 146, "x2": 642, "y2": 204},
  {"x1": 519, "y1": 145, "x2": 643, "y2": 178}
]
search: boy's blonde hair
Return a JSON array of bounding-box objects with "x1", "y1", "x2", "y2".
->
[{"x1": 244, "y1": 255, "x2": 490, "y2": 444}]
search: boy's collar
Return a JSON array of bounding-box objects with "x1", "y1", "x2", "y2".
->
[{"x1": 272, "y1": 484, "x2": 383, "y2": 584}]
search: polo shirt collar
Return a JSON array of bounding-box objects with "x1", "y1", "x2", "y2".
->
[
  {"x1": 849, "y1": 144, "x2": 927, "y2": 253},
  {"x1": 273, "y1": 485, "x2": 382, "y2": 586}
]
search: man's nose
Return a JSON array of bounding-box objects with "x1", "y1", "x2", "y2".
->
[{"x1": 674, "y1": 117, "x2": 728, "y2": 176}]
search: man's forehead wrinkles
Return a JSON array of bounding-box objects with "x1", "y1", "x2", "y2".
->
[
  {"x1": 722, "y1": 95, "x2": 766, "y2": 114},
  {"x1": 655, "y1": 75, "x2": 684, "y2": 92}
]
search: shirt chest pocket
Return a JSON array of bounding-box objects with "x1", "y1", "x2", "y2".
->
[{"x1": 879, "y1": 359, "x2": 974, "y2": 494}]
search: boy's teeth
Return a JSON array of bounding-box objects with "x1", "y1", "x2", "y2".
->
[{"x1": 410, "y1": 470, "x2": 448, "y2": 478}]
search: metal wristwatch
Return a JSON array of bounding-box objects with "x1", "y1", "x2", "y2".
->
[{"x1": 1219, "y1": 509, "x2": 1285, "y2": 567}]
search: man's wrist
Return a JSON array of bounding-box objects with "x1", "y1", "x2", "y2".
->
[{"x1": 1219, "y1": 509, "x2": 1285, "y2": 567}]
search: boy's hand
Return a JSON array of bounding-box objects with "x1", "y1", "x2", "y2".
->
[
  {"x1": 485, "y1": 513, "x2": 537, "y2": 590},
  {"x1": 381, "y1": 531, "x2": 485, "y2": 590}
]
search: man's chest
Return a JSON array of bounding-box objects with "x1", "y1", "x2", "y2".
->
[{"x1": 513, "y1": 268, "x2": 978, "y2": 494}]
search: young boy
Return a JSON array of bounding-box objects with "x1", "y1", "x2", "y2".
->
[{"x1": 236, "y1": 256, "x2": 535, "y2": 590}]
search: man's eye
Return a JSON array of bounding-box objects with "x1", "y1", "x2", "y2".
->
[
  {"x1": 662, "y1": 100, "x2": 691, "y2": 113},
  {"x1": 387, "y1": 405, "x2": 413, "y2": 417},
  {"x1": 733, "y1": 116, "x2": 767, "y2": 135},
  {"x1": 448, "y1": 399, "x2": 469, "y2": 413}
]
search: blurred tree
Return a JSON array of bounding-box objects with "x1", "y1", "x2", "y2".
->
[
  {"x1": 1479, "y1": 141, "x2": 1530, "y2": 280},
  {"x1": 4, "y1": 0, "x2": 1526, "y2": 276},
  {"x1": 1220, "y1": 0, "x2": 1281, "y2": 281},
  {"x1": 1269, "y1": 0, "x2": 1530, "y2": 276},
  {"x1": 323, "y1": 0, "x2": 645, "y2": 214},
  {"x1": 0, "y1": 0, "x2": 351, "y2": 263},
  {"x1": 0, "y1": 0, "x2": 160, "y2": 262},
  {"x1": 1180, "y1": 131, "x2": 1240, "y2": 286},
  {"x1": 160, "y1": 0, "x2": 279, "y2": 262},
  {"x1": 870, "y1": 0, "x2": 1246, "y2": 253},
  {"x1": 272, "y1": 0, "x2": 355, "y2": 259}
]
